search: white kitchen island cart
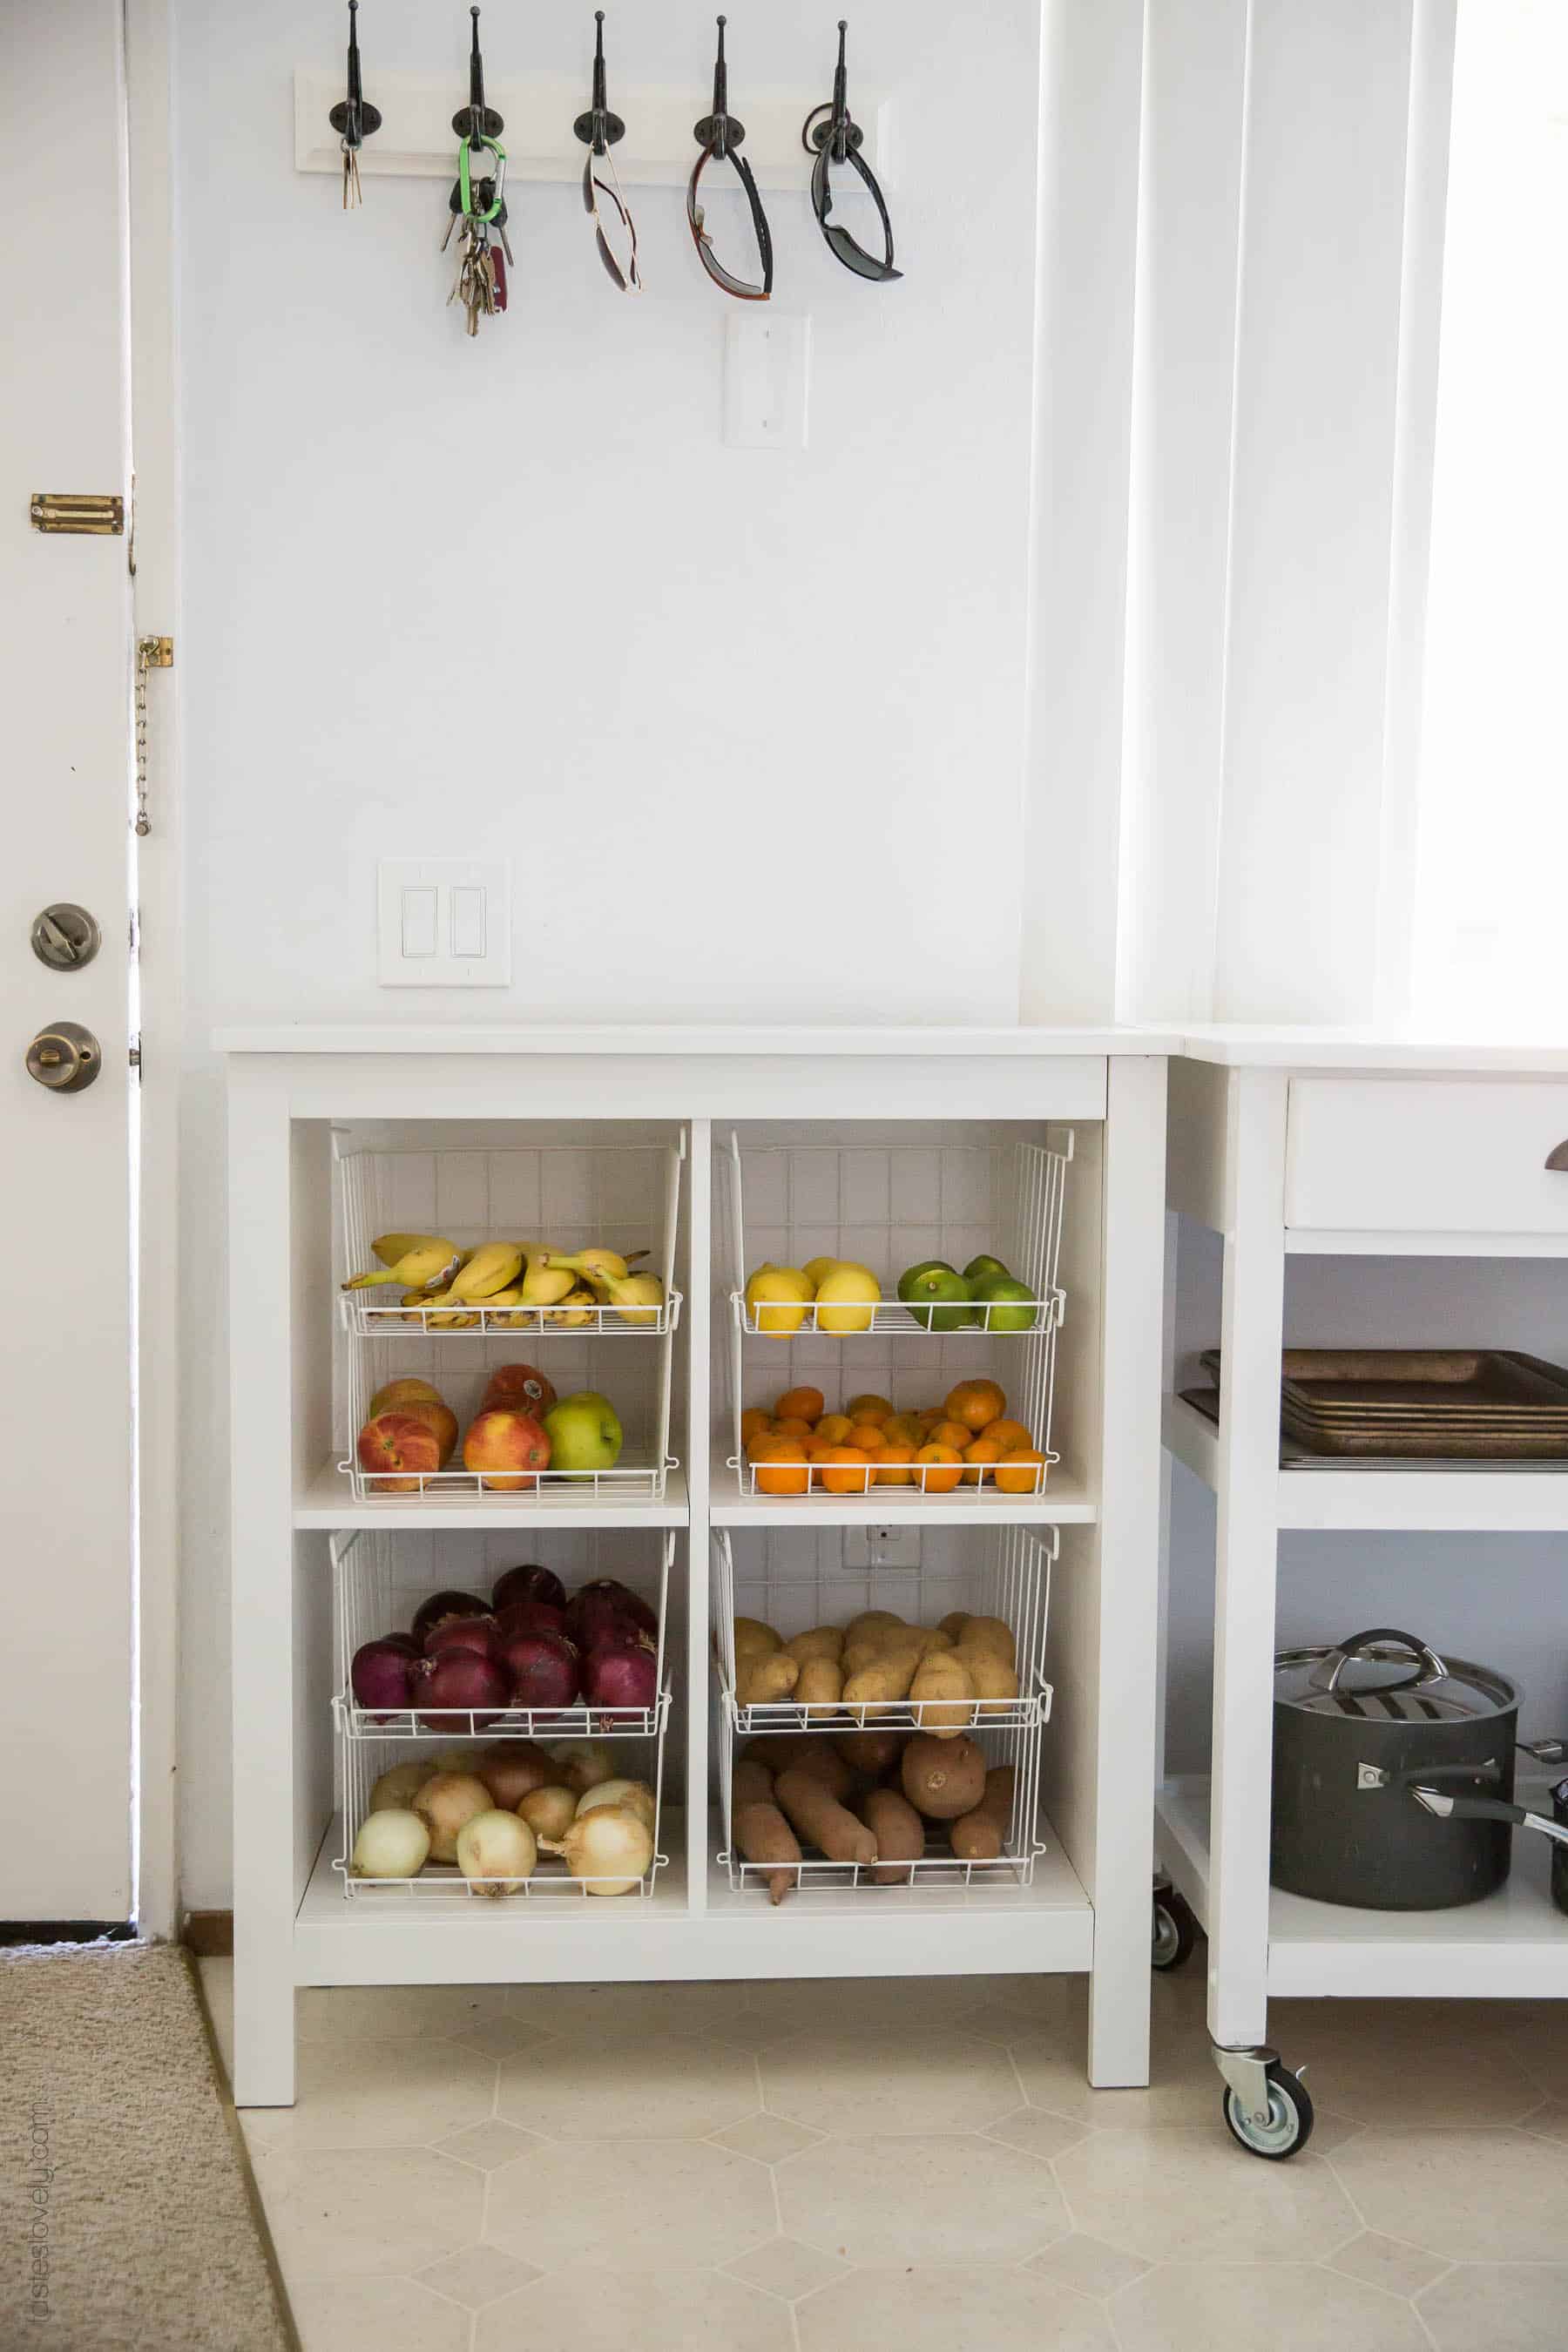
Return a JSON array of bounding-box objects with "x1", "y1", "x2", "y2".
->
[
  {"x1": 224, "y1": 1027, "x2": 1170, "y2": 2106},
  {"x1": 1158, "y1": 1035, "x2": 1568, "y2": 2159}
]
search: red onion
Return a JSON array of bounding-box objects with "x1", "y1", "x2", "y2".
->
[
  {"x1": 379, "y1": 1632, "x2": 422, "y2": 1659},
  {"x1": 499, "y1": 1629, "x2": 581, "y2": 1712},
  {"x1": 410, "y1": 1589, "x2": 490, "y2": 1645},
  {"x1": 583, "y1": 1632, "x2": 659, "y2": 1717},
  {"x1": 424, "y1": 1613, "x2": 498, "y2": 1661},
  {"x1": 566, "y1": 1578, "x2": 658, "y2": 1651},
  {"x1": 351, "y1": 1638, "x2": 417, "y2": 1720},
  {"x1": 494, "y1": 1598, "x2": 568, "y2": 1646},
  {"x1": 417, "y1": 1650, "x2": 509, "y2": 1730},
  {"x1": 491, "y1": 1563, "x2": 567, "y2": 1614}
]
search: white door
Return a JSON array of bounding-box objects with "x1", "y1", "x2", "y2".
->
[{"x1": 1, "y1": 0, "x2": 137, "y2": 1922}]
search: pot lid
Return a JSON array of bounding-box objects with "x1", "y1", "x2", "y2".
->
[{"x1": 1274, "y1": 1629, "x2": 1517, "y2": 1723}]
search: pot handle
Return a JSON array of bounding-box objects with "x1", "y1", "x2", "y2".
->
[
  {"x1": 1312, "y1": 1627, "x2": 1450, "y2": 1695},
  {"x1": 1407, "y1": 1785, "x2": 1568, "y2": 1848}
]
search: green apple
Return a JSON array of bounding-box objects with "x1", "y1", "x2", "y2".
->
[
  {"x1": 972, "y1": 1274, "x2": 1037, "y2": 1334},
  {"x1": 963, "y1": 1254, "x2": 1011, "y2": 1288},
  {"x1": 543, "y1": 1390, "x2": 623, "y2": 1471},
  {"x1": 896, "y1": 1260, "x2": 976, "y2": 1334}
]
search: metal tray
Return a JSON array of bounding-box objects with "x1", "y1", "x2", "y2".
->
[
  {"x1": 1179, "y1": 1387, "x2": 1568, "y2": 1470},
  {"x1": 1200, "y1": 1348, "x2": 1568, "y2": 1422}
]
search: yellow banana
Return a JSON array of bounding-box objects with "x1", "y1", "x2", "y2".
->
[
  {"x1": 521, "y1": 1247, "x2": 577, "y2": 1308},
  {"x1": 598, "y1": 1270, "x2": 665, "y2": 1328},
  {"x1": 371, "y1": 1230, "x2": 441, "y2": 1267},
  {"x1": 544, "y1": 1282, "x2": 599, "y2": 1328},
  {"x1": 449, "y1": 1242, "x2": 525, "y2": 1302},
  {"x1": 343, "y1": 1239, "x2": 460, "y2": 1292},
  {"x1": 422, "y1": 1287, "x2": 480, "y2": 1329},
  {"x1": 545, "y1": 1247, "x2": 631, "y2": 1283}
]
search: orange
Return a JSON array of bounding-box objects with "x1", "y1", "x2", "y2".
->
[
  {"x1": 929, "y1": 1419, "x2": 973, "y2": 1455},
  {"x1": 995, "y1": 1446, "x2": 1046, "y2": 1495},
  {"x1": 945, "y1": 1379, "x2": 1007, "y2": 1433},
  {"x1": 882, "y1": 1414, "x2": 924, "y2": 1449},
  {"x1": 746, "y1": 1427, "x2": 781, "y2": 1462},
  {"x1": 751, "y1": 1440, "x2": 810, "y2": 1497},
  {"x1": 774, "y1": 1385, "x2": 825, "y2": 1426},
  {"x1": 961, "y1": 1436, "x2": 1006, "y2": 1486},
  {"x1": 979, "y1": 1416, "x2": 1032, "y2": 1455},
  {"x1": 845, "y1": 1394, "x2": 895, "y2": 1424},
  {"x1": 818, "y1": 1444, "x2": 873, "y2": 1496},
  {"x1": 916, "y1": 1406, "x2": 948, "y2": 1433},
  {"x1": 774, "y1": 1416, "x2": 815, "y2": 1443},
  {"x1": 816, "y1": 1414, "x2": 855, "y2": 1446},
  {"x1": 740, "y1": 1407, "x2": 774, "y2": 1447},
  {"x1": 873, "y1": 1442, "x2": 916, "y2": 1485},
  {"x1": 847, "y1": 1421, "x2": 888, "y2": 1452},
  {"x1": 914, "y1": 1442, "x2": 963, "y2": 1495}
]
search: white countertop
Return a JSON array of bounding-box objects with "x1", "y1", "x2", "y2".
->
[
  {"x1": 214, "y1": 1022, "x2": 1178, "y2": 1058},
  {"x1": 212, "y1": 1021, "x2": 1568, "y2": 1073},
  {"x1": 1178, "y1": 1026, "x2": 1568, "y2": 1073}
]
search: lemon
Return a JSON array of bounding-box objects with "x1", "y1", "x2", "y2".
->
[
  {"x1": 814, "y1": 1263, "x2": 880, "y2": 1335},
  {"x1": 745, "y1": 1264, "x2": 814, "y2": 1335}
]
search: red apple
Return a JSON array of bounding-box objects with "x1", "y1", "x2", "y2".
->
[
  {"x1": 480, "y1": 1363, "x2": 558, "y2": 1418},
  {"x1": 463, "y1": 1407, "x2": 551, "y2": 1493},
  {"x1": 357, "y1": 1411, "x2": 443, "y2": 1494},
  {"x1": 367, "y1": 1375, "x2": 444, "y2": 1419}
]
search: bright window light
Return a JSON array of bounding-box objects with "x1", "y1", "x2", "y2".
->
[{"x1": 1414, "y1": 0, "x2": 1568, "y2": 1031}]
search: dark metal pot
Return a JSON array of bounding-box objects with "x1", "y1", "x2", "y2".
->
[{"x1": 1272, "y1": 1628, "x2": 1524, "y2": 1910}]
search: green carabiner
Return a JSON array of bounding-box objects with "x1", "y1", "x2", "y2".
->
[{"x1": 459, "y1": 132, "x2": 506, "y2": 221}]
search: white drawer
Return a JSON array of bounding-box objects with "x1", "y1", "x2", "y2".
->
[{"x1": 1285, "y1": 1078, "x2": 1568, "y2": 1236}]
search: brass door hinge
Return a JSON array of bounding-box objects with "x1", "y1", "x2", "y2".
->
[
  {"x1": 30, "y1": 492, "x2": 125, "y2": 536},
  {"x1": 139, "y1": 636, "x2": 173, "y2": 669}
]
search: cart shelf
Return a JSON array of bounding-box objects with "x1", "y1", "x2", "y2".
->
[
  {"x1": 1156, "y1": 1774, "x2": 1568, "y2": 2000},
  {"x1": 1163, "y1": 1390, "x2": 1568, "y2": 1531}
]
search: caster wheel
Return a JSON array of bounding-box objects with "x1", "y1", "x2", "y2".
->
[
  {"x1": 1152, "y1": 1891, "x2": 1197, "y2": 1970},
  {"x1": 1221, "y1": 2061, "x2": 1315, "y2": 2159}
]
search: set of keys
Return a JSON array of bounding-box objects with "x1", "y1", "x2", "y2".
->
[{"x1": 443, "y1": 137, "x2": 512, "y2": 335}]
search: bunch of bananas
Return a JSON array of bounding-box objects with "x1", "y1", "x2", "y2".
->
[{"x1": 341, "y1": 1234, "x2": 665, "y2": 1329}]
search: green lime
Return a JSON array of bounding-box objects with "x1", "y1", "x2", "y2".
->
[
  {"x1": 963, "y1": 1254, "x2": 1010, "y2": 1288},
  {"x1": 898, "y1": 1264, "x2": 975, "y2": 1333},
  {"x1": 972, "y1": 1275, "x2": 1037, "y2": 1333}
]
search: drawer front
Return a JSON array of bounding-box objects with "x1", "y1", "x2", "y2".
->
[{"x1": 1286, "y1": 1078, "x2": 1568, "y2": 1235}]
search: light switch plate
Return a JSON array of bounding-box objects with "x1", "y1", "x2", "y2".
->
[
  {"x1": 724, "y1": 312, "x2": 811, "y2": 449},
  {"x1": 377, "y1": 859, "x2": 511, "y2": 986}
]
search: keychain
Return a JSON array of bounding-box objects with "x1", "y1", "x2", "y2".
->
[
  {"x1": 442, "y1": 8, "x2": 511, "y2": 335},
  {"x1": 802, "y1": 21, "x2": 902, "y2": 282},
  {"x1": 327, "y1": 0, "x2": 380, "y2": 209}
]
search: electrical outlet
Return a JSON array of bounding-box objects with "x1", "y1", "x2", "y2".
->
[{"x1": 841, "y1": 1525, "x2": 922, "y2": 1570}]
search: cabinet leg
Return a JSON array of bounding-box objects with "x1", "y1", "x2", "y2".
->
[{"x1": 233, "y1": 1943, "x2": 295, "y2": 2107}]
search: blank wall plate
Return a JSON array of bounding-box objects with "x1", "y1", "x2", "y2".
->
[
  {"x1": 841, "y1": 1526, "x2": 922, "y2": 1569},
  {"x1": 377, "y1": 859, "x2": 511, "y2": 987},
  {"x1": 725, "y1": 314, "x2": 811, "y2": 450}
]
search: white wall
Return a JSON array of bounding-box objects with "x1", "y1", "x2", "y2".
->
[{"x1": 174, "y1": 0, "x2": 1047, "y2": 1904}]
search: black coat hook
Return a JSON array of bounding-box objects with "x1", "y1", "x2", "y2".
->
[
  {"x1": 688, "y1": 17, "x2": 774, "y2": 301},
  {"x1": 574, "y1": 12, "x2": 626, "y2": 154},
  {"x1": 453, "y1": 6, "x2": 504, "y2": 143},
  {"x1": 328, "y1": 0, "x2": 380, "y2": 205},
  {"x1": 802, "y1": 21, "x2": 902, "y2": 283}
]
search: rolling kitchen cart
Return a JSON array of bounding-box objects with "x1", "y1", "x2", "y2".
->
[
  {"x1": 224, "y1": 1026, "x2": 1170, "y2": 2105},
  {"x1": 1159, "y1": 1035, "x2": 1568, "y2": 2158}
]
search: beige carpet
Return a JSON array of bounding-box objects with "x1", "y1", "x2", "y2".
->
[{"x1": 1, "y1": 1941, "x2": 296, "y2": 2352}]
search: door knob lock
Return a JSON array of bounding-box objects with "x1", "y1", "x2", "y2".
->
[
  {"x1": 26, "y1": 1022, "x2": 102, "y2": 1092},
  {"x1": 30, "y1": 902, "x2": 101, "y2": 970}
]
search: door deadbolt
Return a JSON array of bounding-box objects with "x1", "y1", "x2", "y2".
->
[
  {"x1": 30, "y1": 902, "x2": 101, "y2": 970},
  {"x1": 26, "y1": 1022, "x2": 102, "y2": 1092}
]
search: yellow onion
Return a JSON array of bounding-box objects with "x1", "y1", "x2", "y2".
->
[
  {"x1": 574, "y1": 1778, "x2": 656, "y2": 1833},
  {"x1": 543, "y1": 1803, "x2": 653, "y2": 1896}
]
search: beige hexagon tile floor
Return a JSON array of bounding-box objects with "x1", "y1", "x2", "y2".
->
[{"x1": 198, "y1": 1958, "x2": 1568, "y2": 2352}]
